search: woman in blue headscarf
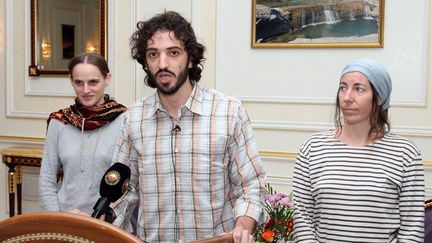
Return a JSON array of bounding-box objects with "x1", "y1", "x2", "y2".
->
[{"x1": 292, "y1": 59, "x2": 425, "y2": 242}]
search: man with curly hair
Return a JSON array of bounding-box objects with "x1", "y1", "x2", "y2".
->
[{"x1": 111, "y1": 11, "x2": 267, "y2": 243}]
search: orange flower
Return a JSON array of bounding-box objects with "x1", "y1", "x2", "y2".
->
[{"x1": 261, "y1": 230, "x2": 275, "y2": 242}]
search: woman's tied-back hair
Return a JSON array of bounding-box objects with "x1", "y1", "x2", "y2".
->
[
  {"x1": 130, "y1": 11, "x2": 206, "y2": 88},
  {"x1": 68, "y1": 52, "x2": 110, "y2": 78}
]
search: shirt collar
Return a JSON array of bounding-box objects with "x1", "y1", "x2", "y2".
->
[{"x1": 144, "y1": 82, "x2": 204, "y2": 119}]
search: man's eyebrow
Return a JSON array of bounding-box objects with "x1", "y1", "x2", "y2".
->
[
  {"x1": 145, "y1": 48, "x2": 157, "y2": 52},
  {"x1": 146, "y1": 46, "x2": 183, "y2": 52},
  {"x1": 167, "y1": 46, "x2": 183, "y2": 50}
]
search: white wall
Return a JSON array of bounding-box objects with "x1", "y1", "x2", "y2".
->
[
  {"x1": 0, "y1": 0, "x2": 431, "y2": 219},
  {"x1": 218, "y1": 1, "x2": 428, "y2": 107},
  {"x1": 215, "y1": 0, "x2": 432, "y2": 196}
]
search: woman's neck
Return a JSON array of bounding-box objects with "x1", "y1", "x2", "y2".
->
[{"x1": 337, "y1": 122, "x2": 375, "y2": 147}]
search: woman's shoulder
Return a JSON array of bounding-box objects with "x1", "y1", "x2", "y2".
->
[
  {"x1": 47, "y1": 118, "x2": 67, "y2": 130},
  {"x1": 305, "y1": 129, "x2": 336, "y2": 142},
  {"x1": 114, "y1": 111, "x2": 126, "y2": 120},
  {"x1": 46, "y1": 118, "x2": 80, "y2": 139},
  {"x1": 380, "y1": 133, "x2": 421, "y2": 155},
  {"x1": 106, "y1": 112, "x2": 126, "y2": 129},
  {"x1": 299, "y1": 129, "x2": 337, "y2": 151}
]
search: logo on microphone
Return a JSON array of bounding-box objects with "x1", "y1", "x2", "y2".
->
[{"x1": 104, "y1": 170, "x2": 121, "y2": 185}]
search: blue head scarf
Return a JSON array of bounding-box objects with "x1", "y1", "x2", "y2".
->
[{"x1": 340, "y1": 58, "x2": 392, "y2": 110}]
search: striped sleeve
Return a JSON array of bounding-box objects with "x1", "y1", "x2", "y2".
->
[
  {"x1": 293, "y1": 138, "x2": 317, "y2": 242},
  {"x1": 398, "y1": 141, "x2": 424, "y2": 242},
  {"x1": 112, "y1": 110, "x2": 140, "y2": 230}
]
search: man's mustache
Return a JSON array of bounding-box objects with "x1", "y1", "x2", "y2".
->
[{"x1": 156, "y1": 68, "x2": 176, "y2": 77}]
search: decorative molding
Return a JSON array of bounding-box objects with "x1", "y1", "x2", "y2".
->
[
  {"x1": 5, "y1": 0, "x2": 14, "y2": 118},
  {"x1": 24, "y1": 88, "x2": 75, "y2": 97},
  {"x1": 252, "y1": 120, "x2": 432, "y2": 138},
  {"x1": 6, "y1": 2, "x2": 56, "y2": 118},
  {"x1": 0, "y1": 135, "x2": 430, "y2": 167},
  {"x1": 253, "y1": 121, "x2": 333, "y2": 132},
  {"x1": 6, "y1": 110, "x2": 50, "y2": 118},
  {"x1": 0, "y1": 1, "x2": 4, "y2": 106},
  {"x1": 128, "y1": 0, "x2": 137, "y2": 105},
  {"x1": 260, "y1": 151, "x2": 296, "y2": 158},
  {"x1": 241, "y1": 96, "x2": 334, "y2": 105},
  {"x1": 106, "y1": 0, "x2": 115, "y2": 97},
  {"x1": 191, "y1": 0, "x2": 201, "y2": 38},
  {"x1": 239, "y1": 96, "x2": 426, "y2": 107},
  {"x1": 0, "y1": 136, "x2": 430, "y2": 166}
]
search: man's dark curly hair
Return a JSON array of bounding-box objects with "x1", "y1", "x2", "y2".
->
[{"x1": 130, "y1": 11, "x2": 205, "y2": 88}]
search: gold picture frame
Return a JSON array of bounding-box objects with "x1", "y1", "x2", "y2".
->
[
  {"x1": 29, "y1": 0, "x2": 107, "y2": 76},
  {"x1": 251, "y1": 0, "x2": 384, "y2": 48}
]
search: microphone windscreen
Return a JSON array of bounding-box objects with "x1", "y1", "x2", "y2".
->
[{"x1": 99, "y1": 163, "x2": 131, "y2": 202}]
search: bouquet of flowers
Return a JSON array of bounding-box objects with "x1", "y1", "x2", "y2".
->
[{"x1": 254, "y1": 184, "x2": 294, "y2": 243}]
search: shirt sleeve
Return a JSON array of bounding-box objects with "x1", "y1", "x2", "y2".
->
[
  {"x1": 112, "y1": 113, "x2": 140, "y2": 230},
  {"x1": 292, "y1": 140, "x2": 317, "y2": 242},
  {"x1": 398, "y1": 150, "x2": 425, "y2": 242},
  {"x1": 228, "y1": 103, "x2": 267, "y2": 226},
  {"x1": 39, "y1": 119, "x2": 62, "y2": 211}
]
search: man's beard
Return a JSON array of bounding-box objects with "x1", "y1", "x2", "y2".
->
[{"x1": 149, "y1": 66, "x2": 189, "y2": 95}]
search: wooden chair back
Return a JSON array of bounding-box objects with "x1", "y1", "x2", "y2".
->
[
  {"x1": 0, "y1": 211, "x2": 140, "y2": 242},
  {"x1": 426, "y1": 199, "x2": 432, "y2": 243}
]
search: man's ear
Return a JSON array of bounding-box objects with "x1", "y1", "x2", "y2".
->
[{"x1": 188, "y1": 58, "x2": 193, "y2": 69}]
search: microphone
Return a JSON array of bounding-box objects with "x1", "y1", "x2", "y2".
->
[
  {"x1": 91, "y1": 163, "x2": 131, "y2": 219},
  {"x1": 172, "y1": 125, "x2": 181, "y2": 133}
]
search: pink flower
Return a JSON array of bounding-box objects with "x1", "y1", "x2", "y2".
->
[
  {"x1": 279, "y1": 197, "x2": 293, "y2": 208},
  {"x1": 265, "y1": 194, "x2": 282, "y2": 202}
]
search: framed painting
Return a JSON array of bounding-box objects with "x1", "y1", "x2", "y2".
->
[
  {"x1": 251, "y1": 0, "x2": 384, "y2": 48},
  {"x1": 62, "y1": 24, "x2": 75, "y2": 59}
]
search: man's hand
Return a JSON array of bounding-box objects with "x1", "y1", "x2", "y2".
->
[
  {"x1": 232, "y1": 228, "x2": 255, "y2": 243},
  {"x1": 232, "y1": 216, "x2": 256, "y2": 243}
]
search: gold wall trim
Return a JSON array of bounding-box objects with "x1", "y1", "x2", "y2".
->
[
  {"x1": 0, "y1": 140, "x2": 429, "y2": 166},
  {"x1": 259, "y1": 151, "x2": 297, "y2": 158},
  {"x1": 425, "y1": 161, "x2": 432, "y2": 166},
  {"x1": 0, "y1": 136, "x2": 44, "y2": 143}
]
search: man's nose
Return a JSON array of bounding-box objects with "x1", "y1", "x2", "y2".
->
[{"x1": 158, "y1": 53, "x2": 168, "y2": 69}]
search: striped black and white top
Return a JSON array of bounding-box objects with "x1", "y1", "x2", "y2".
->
[{"x1": 293, "y1": 130, "x2": 425, "y2": 243}]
